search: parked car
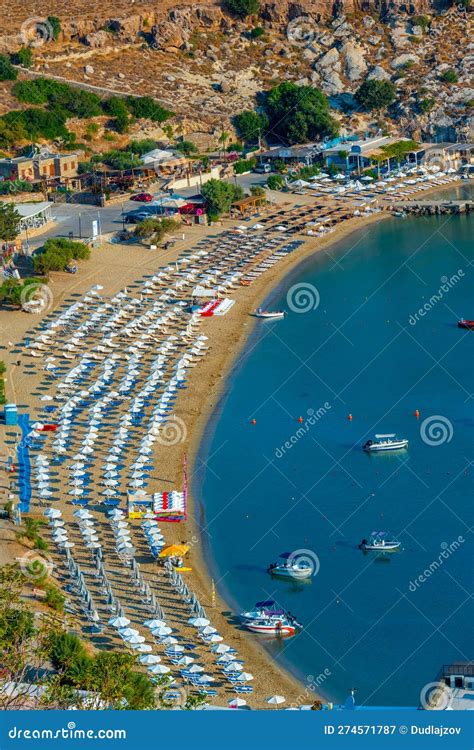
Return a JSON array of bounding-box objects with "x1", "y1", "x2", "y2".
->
[
  {"x1": 254, "y1": 163, "x2": 271, "y2": 174},
  {"x1": 130, "y1": 193, "x2": 153, "y2": 202}
]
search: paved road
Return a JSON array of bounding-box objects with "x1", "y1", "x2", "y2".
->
[{"x1": 27, "y1": 172, "x2": 271, "y2": 249}]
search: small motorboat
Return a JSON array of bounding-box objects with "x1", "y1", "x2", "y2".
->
[
  {"x1": 240, "y1": 600, "x2": 284, "y2": 621},
  {"x1": 251, "y1": 308, "x2": 286, "y2": 319},
  {"x1": 359, "y1": 532, "x2": 401, "y2": 553},
  {"x1": 363, "y1": 434, "x2": 408, "y2": 452},
  {"x1": 244, "y1": 617, "x2": 297, "y2": 636},
  {"x1": 268, "y1": 553, "x2": 313, "y2": 580},
  {"x1": 458, "y1": 319, "x2": 474, "y2": 330}
]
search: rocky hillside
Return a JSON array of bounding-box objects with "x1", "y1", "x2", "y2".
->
[{"x1": 0, "y1": 2, "x2": 472, "y2": 145}]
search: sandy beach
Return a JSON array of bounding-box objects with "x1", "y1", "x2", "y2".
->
[{"x1": 1, "y1": 176, "x2": 469, "y2": 708}]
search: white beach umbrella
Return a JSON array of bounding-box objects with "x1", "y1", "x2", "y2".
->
[
  {"x1": 134, "y1": 644, "x2": 153, "y2": 653},
  {"x1": 74, "y1": 509, "x2": 93, "y2": 519},
  {"x1": 123, "y1": 634, "x2": 145, "y2": 645},
  {"x1": 266, "y1": 695, "x2": 286, "y2": 707},
  {"x1": 165, "y1": 644, "x2": 184, "y2": 654},
  {"x1": 186, "y1": 664, "x2": 204, "y2": 674},
  {"x1": 206, "y1": 634, "x2": 223, "y2": 643},
  {"x1": 144, "y1": 619, "x2": 167, "y2": 629},
  {"x1": 236, "y1": 672, "x2": 254, "y2": 682},
  {"x1": 224, "y1": 662, "x2": 242, "y2": 672},
  {"x1": 188, "y1": 617, "x2": 209, "y2": 628},
  {"x1": 228, "y1": 697, "x2": 247, "y2": 708},
  {"x1": 118, "y1": 627, "x2": 139, "y2": 637},
  {"x1": 139, "y1": 654, "x2": 161, "y2": 665},
  {"x1": 176, "y1": 656, "x2": 194, "y2": 667},
  {"x1": 44, "y1": 508, "x2": 62, "y2": 518},
  {"x1": 59, "y1": 541, "x2": 75, "y2": 549},
  {"x1": 108, "y1": 616, "x2": 131, "y2": 627}
]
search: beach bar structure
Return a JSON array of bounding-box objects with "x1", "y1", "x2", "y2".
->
[
  {"x1": 14, "y1": 202, "x2": 53, "y2": 233},
  {"x1": 127, "y1": 489, "x2": 186, "y2": 521},
  {"x1": 230, "y1": 194, "x2": 266, "y2": 218}
]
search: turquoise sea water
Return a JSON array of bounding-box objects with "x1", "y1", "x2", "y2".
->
[{"x1": 194, "y1": 201, "x2": 474, "y2": 707}]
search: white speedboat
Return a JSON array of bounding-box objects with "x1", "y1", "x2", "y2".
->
[
  {"x1": 268, "y1": 553, "x2": 313, "y2": 580},
  {"x1": 363, "y1": 434, "x2": 408, "y2": 452},
  {"x1": 245, "y1": 617, "x2": 297, "y2": 636},
  {"x1": 251, "y1": 309, "x2": 286, "y2": 319},
  {"x1": 359, "y1": 532, "x2": 401, "y2": 553}
]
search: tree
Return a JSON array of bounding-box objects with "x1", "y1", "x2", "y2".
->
[
  {"x1": 226, "y1": 0, "x2": 260, "y2": 17},
  {"x1": 10, "y1": 47, "x2": 33, "y2": 67},
  {"x1": 0, "y1": 55, "x2": 17, "y2": 81},
  {"x1": 0, "y1": 203, "x2": 20, "y2": 241},
  {"x1": 175, "y1": 140, "x2": 198, "y2": 156},
  {"x1": 234, "y1": 110, "x2": 269, "y2": 144},
  {"x1": 355, "y1": 80, "x2": 396, "y2": 111},
  {"x1": 264, "y1": 82, "x2": 339, "y2": 145},
  {"x1": 201, "y1": 179, "x2": 244, "y2": 218}
]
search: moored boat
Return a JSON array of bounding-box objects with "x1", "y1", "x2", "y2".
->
[
  {"x1": 359, "y1": 532, "x2": 401, "y2": 553},
  {"x1": 363, "y1": 434, "x2": 408, "y2": 452},
  {"x1": 268, "y1": 553, "x2": 313, "y2": 580},
  {"x1": 458, "y1": 319, "x2": 474, "y2": 330},
  {"x1": 251, "y1": 308, "x2": 286, "y2": 319},
  {"x1": 245, "y1": 617, "x2": 297, "y2": 636}
]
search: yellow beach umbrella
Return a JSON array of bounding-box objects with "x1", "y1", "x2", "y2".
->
[{"x1": 159, "y1": 544, "x2": 190, "y2": 558}]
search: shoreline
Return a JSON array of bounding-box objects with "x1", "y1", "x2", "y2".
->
[{"x1": 181, "y1": 179, "x2": 473, "y2": 702}]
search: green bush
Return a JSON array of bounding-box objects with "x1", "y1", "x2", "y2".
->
[
  {"x1": 175, "y1": 140, "x2": 198, "y2": 155},
  {"x1": 355, "y1": 80, "x2": 397, "y2": 111},
  {"x1": 267, "y1": 174, "x2": 284, "y2": 190},
  {"x1": 250, "y1": 27, "x2": 265, "y2": 38},
  {"x1": 226, "y1": 0, "x2": 260, "y2": 17},
  {"x1": 33, "y1": 238, "x2": 90, "y2": 274},
  {"x1": 0, "y1": 55, "x2": 17, "y2": 81},
  {"x1": 105, "y1": 96, "x2": 130, "y2": 133},
  {"x1": 126, "y1": 96, "x2": 174, "y2": 123},
  {"x1": 411, "y1": 15, "x2": 430, "y2": 31},
  {"x1": 128, "y1": 138, "x2": 157, "y2": 155},
  {"x1": 44, "y1": 584, "x2": 65, "y2": 613},
  {"x1": 47, "y1": 16, "x2": 61, "y2": 41},
  {"x1": 440, "y1": 69, "x2": 458, "y2": 83},
  {"x1": 10, "y1": 47, "x2": 33, "y2": 67},
  {"x1": 134, "y1": 217, "x2": 180, "y2": 242},
  {"x1": 234, "y1": 157, "x2": 256, "y2": 174},
  {"x1": 47, "y1": 631, "x2": 87, "y2": 672}
]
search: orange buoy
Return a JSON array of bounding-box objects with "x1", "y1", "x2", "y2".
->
[
  {"x1": 347, "y1": 414, "x2": 353, "y2": 421},
  {"x1": 251, "y1": 418, "x2": 257, "y2": 425},
  {"x1": 298, "y1": 416, "x2": 303, "y2": 423},
  {"x1": 414, "y1": 409, "x2": 420, "y2": 418}
]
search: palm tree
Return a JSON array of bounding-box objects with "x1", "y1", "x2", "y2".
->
[{"x1": 218, "y1": 130, "x2": 229, "y2": 160}]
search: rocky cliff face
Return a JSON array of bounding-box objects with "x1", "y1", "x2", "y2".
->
[{"x1": 0, "y1": 0, "x2": 451, "y2": 54}]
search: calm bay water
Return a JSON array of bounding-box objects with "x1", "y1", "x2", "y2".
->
[{"x1": 194, "y1": 201, "x2": 474, "y2": 707}]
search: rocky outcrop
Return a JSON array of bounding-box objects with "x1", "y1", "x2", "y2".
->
[{"x1": 340, "y1": 41, "x2": 367, "y2": 81}]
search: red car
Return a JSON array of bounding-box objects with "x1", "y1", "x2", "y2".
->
[{"x1": 131, "y1": 193, "x2": 153, "y2": 202}]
